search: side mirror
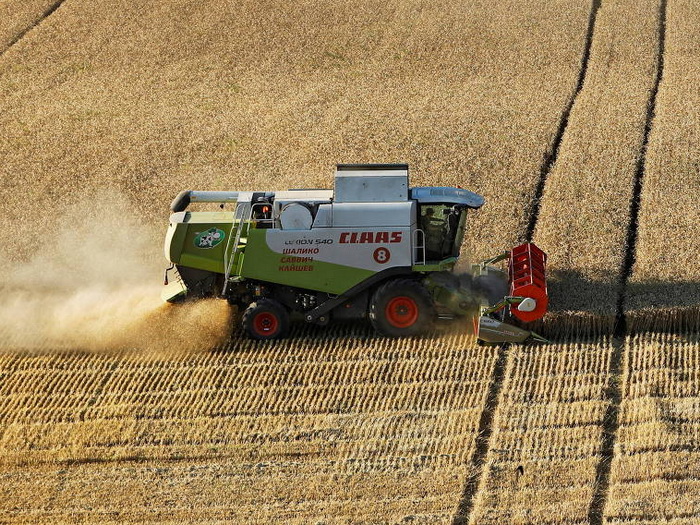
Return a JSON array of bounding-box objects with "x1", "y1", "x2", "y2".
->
[{"x1": 517, "y1": 297, "x2": 537, "y2": 312}]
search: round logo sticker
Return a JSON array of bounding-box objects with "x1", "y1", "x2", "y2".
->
[
  {"x1": 373, "y1": 247, "x2": 391, "y2": 264},
  {"x1": 194, "y1": 228, "x2": 226, "y2": 249}
]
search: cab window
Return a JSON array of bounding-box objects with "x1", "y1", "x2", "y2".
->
[{"x1": 419, "y1": 204, "x2": 467, "y2": 260}]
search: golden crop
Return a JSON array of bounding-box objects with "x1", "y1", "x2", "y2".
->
[
  {"x1": 0, "y1": 0, "x2": 55, "y2": 52},
  {"x1": 628, "y1": 0, "x2": 700, "y2": 331},
  {"x1": 0, "y1": 0, "x2": 698, "y2": 523},
  {"x1": 534, "y1": 0, "x2": 662, "y2": 326},
  {"x1": 0, "y1": 0, "x2": 589, "y2": 265}
]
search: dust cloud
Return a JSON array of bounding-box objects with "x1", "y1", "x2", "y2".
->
[{"x1": 0, "y1": 189, "x2": 232, "y2": 352}]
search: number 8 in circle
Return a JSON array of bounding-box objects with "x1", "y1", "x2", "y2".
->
[{"x1": 373, "y1": 247, "x2": 391, "y2": 264}]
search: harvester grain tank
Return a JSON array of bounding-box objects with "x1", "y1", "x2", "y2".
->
[{"x1": 163, "y1": 164, "x2": 548, "y2": 343}]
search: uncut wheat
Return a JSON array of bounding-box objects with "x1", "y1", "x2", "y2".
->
[
  {"x1": 0, "y1": 0, "x2": 56, "y2": 51},
  {"x1": 627, "y1": 0, "x2": 700, "y2": 330},
  {"x1": 0, "y1": 0, "x2": 588, "y2": 265},
  {"x1": 533, "y1": 0, "x2": 662, "y2": 325}
]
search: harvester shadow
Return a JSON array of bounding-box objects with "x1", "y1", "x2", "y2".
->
[
  {"x1": 546, "y1": 268, "x2": 700, "y2": 312},
  {"x1": 215, "y1": 315, "x2": 478, "y2": 354},
  {"x1": 212, "y1": 270, "x2": 700, "y2": 354},
  {"x1": 532, "y1": 269, "x2": 700, "y2": 339}
]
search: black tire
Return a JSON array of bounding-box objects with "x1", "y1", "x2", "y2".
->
[
  {"x1": 369, "y1": 279, "x2": 435, "y2": 337},
  {"x1": 242, "y1": 299, "x2": 290, "y2": 340}
]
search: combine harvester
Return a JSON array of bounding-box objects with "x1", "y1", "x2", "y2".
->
[{"x1": 163, "y1": 164, "x2": 548, "y2": 343}]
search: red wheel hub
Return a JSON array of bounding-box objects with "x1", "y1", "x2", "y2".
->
[
  {"x1": 385, "y1": 296, "x2": 419, "y2": 328},
  {"x1": 253, "y1": 311, "x2": 279, "y2": 335}
]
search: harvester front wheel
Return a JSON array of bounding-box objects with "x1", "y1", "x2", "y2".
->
[
  {"x1": 242, "y1": 299, "x2": 289, "y2": 340},
  {"x1": 370, "y1": 279, "x2": 435, "y2": 337}
]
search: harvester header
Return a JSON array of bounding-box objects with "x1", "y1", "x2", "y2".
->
[{"x1": 162, "y1": 164, "x2": 548, "y2": 343}]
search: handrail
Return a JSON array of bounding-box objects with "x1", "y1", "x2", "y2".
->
[
  {"x1": 222, "y1": 202, "x2": 252, "y2": 295},
  {"x1": 250, "y1": 202, "x2": 275, "y2": 226},
  {"x1": 413, "y1": 228, "x2": 426, "y2": 265}
]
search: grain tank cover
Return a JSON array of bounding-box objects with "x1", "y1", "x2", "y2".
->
[{"x1": 334, "y1": 163, "x2": 408, "y2": 203}]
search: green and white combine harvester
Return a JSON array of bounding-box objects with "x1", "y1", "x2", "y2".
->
[{"x1": 163, "y1": 164, "x2": 548, "y2": 343}]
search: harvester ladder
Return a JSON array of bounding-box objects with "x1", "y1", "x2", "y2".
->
[
  {"x1": 222, "y1": 202, "x2": 252, "y2": 295},
  {"x1": 413, "y1": 228, "x2": 426, "y2": 265}
]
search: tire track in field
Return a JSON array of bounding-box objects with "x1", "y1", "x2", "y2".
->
[
  {"x1": 453, "y1": 4, "x2": 604, "y2": 521},
  {"x1": 451, "y1": 343, "x2": 509, "y2": 525},
  {"x1": 451, "y1": 1, "x2": 604, "y2": 521},
  {"x1": 615, "y1": 0, "x2": 667, "y2": 337},
  {"x1": 587, "y1": 336, "x2": 625, "y2": 525},
  {"x1": 525, "y1": 0, "x2": 602, "y2": 242},
  {"x1": 0, "y1": 0, "x2": 66, "y2": 57},
  {"x1": 588, "y1": 0, "x2": 667, "y2": 523}
]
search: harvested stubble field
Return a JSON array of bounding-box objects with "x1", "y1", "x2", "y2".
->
[
  {"x1": 605, "y1": 332, "x2": 700, "y2": 524},
  {"x1": 1, "y1": 0, "x2": 699, "y2": 523},
  {"x1": 0, "y1": 329, "x2": 496, "y2": 523}
]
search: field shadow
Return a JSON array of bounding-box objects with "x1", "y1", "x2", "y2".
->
[
  {"x1": 210, "y1": 270, "x2": 700, "y2": 354},
  {"x1": 211, "y1": 309, "x2": 488, "y2": 355},
  {"x1": 537, "y1": 269, "x2": 700, "y2": 338}
]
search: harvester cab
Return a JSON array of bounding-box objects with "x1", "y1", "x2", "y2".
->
[{"x1": 163, "y1": 164, "x2": 548, "y2": 343}]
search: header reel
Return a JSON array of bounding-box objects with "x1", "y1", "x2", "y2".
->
[{"x1": 473, "y1": 242, "x2": 549, "y2": 344}]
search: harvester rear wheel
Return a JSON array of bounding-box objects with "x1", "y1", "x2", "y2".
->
[
  {"x1": 370, "y1": 279, "x2": 435, "y2": 337},
  {"x1": 242, "y1": 299, "x2": 289, "y2": 340}
]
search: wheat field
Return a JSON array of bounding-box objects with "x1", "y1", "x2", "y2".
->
[
  {"x1": 466, "y1": 339, "x2": 613, "y2": 524},
  {"x1": 1, "y1": 0, "x2": 699, "y2": 523},
  {"x1": 0, "y1": 329, "x2": 496, "y2": 523},
  {"x1": 0, "y1": 0, "x2": 56, "y2": 52},
  {"x1": 0, "y1": 0, "x2": 591, "y2": 263},
  {"x1": 533, "y1": 0, "x2": 661, "y2": 322},
  {"x1": 628, "y1": 0, "x2": 700, "y2": 330},
  {"x1": 604, "y1": 332, "x2": 700, "y2": 524}
]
